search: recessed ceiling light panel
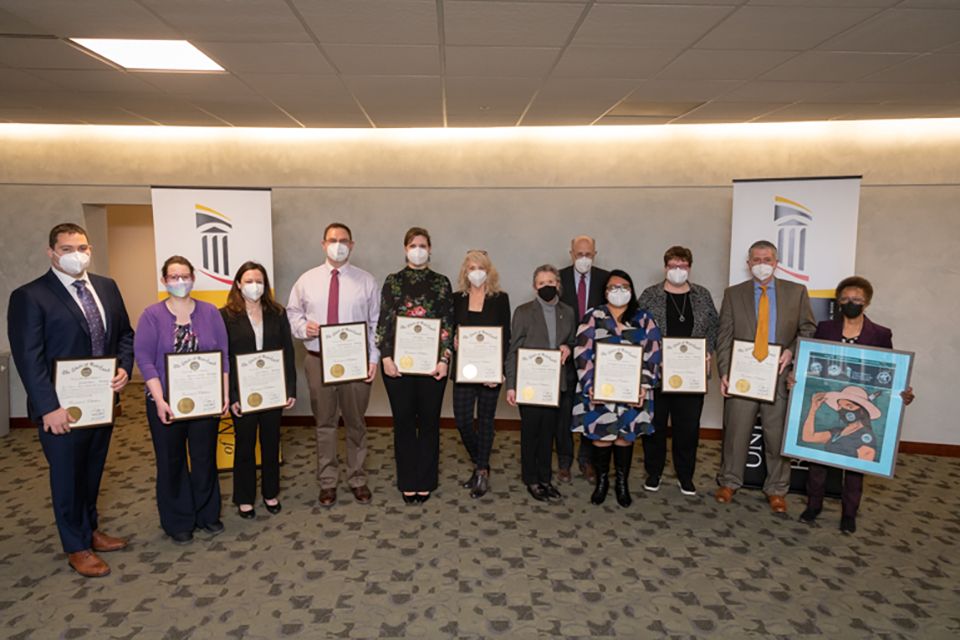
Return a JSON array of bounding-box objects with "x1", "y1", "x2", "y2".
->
[{"x1": 70, "y1": 39, "x2": 223, "y2": 71}]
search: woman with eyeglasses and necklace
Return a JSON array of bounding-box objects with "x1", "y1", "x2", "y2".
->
[
  {"x1": 134, "y1": 256, "x2": 230, "y2": 546},
  {"x1": 637, "y1": 246, "x2": 719, "y2": 496},
  {"x1": 572, "y1": 269, "x2": 661, "y2": 507}
]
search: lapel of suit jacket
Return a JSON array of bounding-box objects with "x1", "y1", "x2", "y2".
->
[
  {"x1": 531, "y1": 301, "x2": 550, "y2": 344},
  {"x1": 589, "y1": 268, "x2": 605, "y2": 308},
  {"x1": 262, "y1": 310, "x2": 278, "y2": 350},
  {"x1": 739, "y1": 280, "x2": 757, "y2": 337},
  {"x1": 43, "y1": 269, "x2": 91, "y2": 338}
]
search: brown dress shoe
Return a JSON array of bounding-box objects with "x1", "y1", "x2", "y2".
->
[
  {"x1": 557, "y1": 468, "x2": 572, "y2": 483},
  {"x1": 68, "y1": 549, "x2": 110, "y2": 577},
  {"x1": 768, "y1": 495, "x2": 788, "y2": 513},
  {"x1": 318, "y1": 488, "x2": 337, "y2": 507},
  {"x1": 351, "y1": 485, "x2": 373, "y2": 504},
  {"x1": 715, "y1": 486, "x2": 736, "y2": 503},
  {"x1": 91, "y1": 530, "x2": 128, "y2": 552},
  {"x1": 579, "y1": 463, "x2": 597, "y2": 484}
]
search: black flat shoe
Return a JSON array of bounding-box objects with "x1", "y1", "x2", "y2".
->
[
  {"x1": 542, "y1": 483, "x2": 562, "y2": 499},
  {"x1": 263, "y1": 500, "x2": 281, "y2": 515},
  {"x1": 238, "y1": 506, "x2": 256, "y2": 520},
  {"x1": 201, "y1": 520, "x2": 224, "y2": 536},
  {"x1": 402, "y1": 493, "x2": 419, "y2": 505},
  {"x1": 527, "y1": 484, "x2": 548, "y2": 502},
  {"x1": 171, "y1": 531, "x2": 194, "y2": 546}
]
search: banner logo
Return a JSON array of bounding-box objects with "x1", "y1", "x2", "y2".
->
[
  {"x1": 196, "y1": 204, "x2": 233, "y2": 284},
  {"x1": 773, "y1": 196, "x2": 811, "y2": 282}
]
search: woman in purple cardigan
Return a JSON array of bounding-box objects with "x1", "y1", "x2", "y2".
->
[{"x1": 134, "y1": 256, "x2": 230, "y2": 546}]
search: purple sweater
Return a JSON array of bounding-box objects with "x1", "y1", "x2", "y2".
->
[{"x1": 134, "y1": 299, "x2": 230, "y2": 397}]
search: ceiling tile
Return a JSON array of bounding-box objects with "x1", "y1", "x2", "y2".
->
[
  {"x1": 444, "y1": 1, "x2": 586, "y2": 47},
  {"x1": 834, "y1": 103, "x2": 952, "y2": 120},
  {"x1": 270, "y1": 93, "x2": 361, "y2": 114},
  {"x1": 139, "y1": 0, "x2": 310, "y2": 42},
  {"x1": 0, "y1": 37, "x2": 112, "y2": 69},
  {"x1": 124, "y1": 109, "x2": 228, "y2": 126},
  {"x1": 885, "y1": 82, "x2": 960, "y2": 104},
  {"x1": 0, "y1": 90, "x2": 107, "y2": 109},
  {"x1": 536, "y1": 77, "x2": 640, "y2": 103},
  {"x1": 713, "y1": 81, "x2": 841, "y2": 102},
  {"x1": 595, "y1": 115, "x2": 673, "y2": 125},
  {"x1": 860, "y1": 54, "x2": 960, "y2": 84},
  {"x1": 0, "y1": 108, "x2": 64, "y2": 123},
  {"x1": 194, "y1": 43, "x2": 334, "y2": 75},
  {"x1": 284, "y1": 111, "x2": 371, "y2": 127},
  {"x1": 130, "y1": 72, "x2": 256, "y2": 95},
  {"x1": 672, "y1": 101, "x2": 789, "y2": 122},
  {"x1": 341, "y1": 75, "x2": 441, "y2": 113},
  {"x1": 368, "y1": 113, "x2": 444, "y2": 128},
  {"x1": 238, "y1": 73, "x2": 351, "y2": 99},
  {"x1": 656, "y1": 50, "x2": 798, "y2": 81},
  {"x1": 553, "y1": 46, "x2": 679, "y2": 79},
  {"x1": 70, "y1": 91, "x2": 197, "y2": 110},
  {"x1": 0, "y1": 68, "x2": 62, "y2": 91},
  {"x1": 0, "y1": 0, "x2": 180, "y2": 38},
  {"x1": 752, "y1": 102, "x2": 863, "y2": 122},
  {"x1": 25, "y1": 69, "x2": 161, "y2": 93},
  {"x1": 446, "y1": 114, "x2": 519, "y2": 127},
  {"x1": 521, "y1": 113, "x2": 597, "y2": 126},
  {"x1": 445, "y1": 46, "x2": 559, "y2": 78},
  {"x1": 695, "y1": 6, "x2": 882, "y2": 50},
  {"x1": 574, "y1": 5, "x2": 735, "y2": 48},
  {"x1": 445, "y1": 77, "x2": 540, "y2": 115},
  {"x1": 324, "y1": 44, "x2": 439, "y2": 76},
  {"x1": 746, "y1": 0, "x2": 898, "y2": 5},
  {"x1": 937, "y1": 41, "x2": 960, "y2": 54},
  {"x1": 817, "y1": 9, "x2": 960, "y2": 53},
  {"x1": 814, "y1": 82, "x2": 941, "y2": 103},
  {"x1": 627, "y1": 79, "x2": 743, "y2": 102},
  {"x1": 759, "y1": 51, "x2": 917, "y2": 82},
  {"x1": 0, "y1": 9, "x2": 49, "y2": 35},
  {"x1": 294, "y1": 0, "x2": 439, "y2": 45}
]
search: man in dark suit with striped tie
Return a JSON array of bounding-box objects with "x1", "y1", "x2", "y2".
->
[{"x1": 8, "y1": 223, "x2": 135, "y2": 577}]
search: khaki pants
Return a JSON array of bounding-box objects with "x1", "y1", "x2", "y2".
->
[{"x1": 304, "y1": 354, "x2": 372, "y2": 490}]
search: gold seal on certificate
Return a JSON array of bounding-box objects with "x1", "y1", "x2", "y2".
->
[
  {"x1": 236, "y1": 350, "x2": 287, "y2": 413},
  {"x1": 593, "y1": 343, "x2": 643, "y2": 404},
  {"x1": 320, "y1": 323, "x2": 369, "y2": 384},
  {"x1": 727, "y1": 339, "x2": 782, "y2": 403},
  {"x1": 661, "y1": 337, "x2": 708, "y2": 394},
  {"x1": 515, "y1": 348, "x2": 562, "y2": 407},
  {"x1": 394, "y1": 316, "x2": 441, "y2": 376},
  {"x1": 166, "y1": 351, "x2": 223, "y2": 420},
  {"x1": 54, "y1": 357, "x2": 117, "y2": 428},
  {"x1": 456, "y1": 326, "x2": 503, "y2": 384}
]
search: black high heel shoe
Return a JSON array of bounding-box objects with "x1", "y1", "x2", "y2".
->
[
  {"x1": 238, "y1": 505, "x2": 256, "y2": 519},
  {"x1": 262, "y1": 500, "x2": 282, "y2": 515},
  {"x1": 402, "y1": 493, "x2": 419, "y2": 505},
  {"x1": 416, "y1": 492, "x2": 431, "y2": 505}
]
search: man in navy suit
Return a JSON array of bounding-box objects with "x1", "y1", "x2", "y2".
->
[{"x1": 7, "y1": 223, "x2": 135, "y2": 577}]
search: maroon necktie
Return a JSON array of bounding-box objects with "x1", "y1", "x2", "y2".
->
[
  {"x1": 327, "y1": 269, "x2": 340, "y2": 325},
  {"x1": 577, "y1": 273, "x2": 587, "y2": 319}
]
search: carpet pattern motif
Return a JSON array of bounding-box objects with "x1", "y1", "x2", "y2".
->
[{"x1": 1, "y1": 385, "x2": 959, "y2": 638}]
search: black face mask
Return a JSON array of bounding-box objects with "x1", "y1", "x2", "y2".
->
[
  {"x1": 537, "y1": 285, "x2": 557, "y2": 302},
  {"x1": 840, "y1": 301, "x2": 864, "y2": 319}
]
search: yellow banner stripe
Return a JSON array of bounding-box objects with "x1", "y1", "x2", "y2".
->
[
  {"x1": 195, "y1": 203, "x2": 231, "y2": 222},
  {"x1": 155, "y1": 290, "x2": 275, "y2": 306},
  {"x1": 808, "y1": 289, "x2": 835, "y2": 299},
  {"x1": 774, "y1": 195, "x2": 813, "y2": 214}
]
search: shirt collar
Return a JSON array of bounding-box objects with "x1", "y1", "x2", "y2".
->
[
  {"x1": 324, "y1": 261, "x2": 351, "y2": 274},
  {"x1": 52, "y1": 266, "x2": 91, "y2": 289}
]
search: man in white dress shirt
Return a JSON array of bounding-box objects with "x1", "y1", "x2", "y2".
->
[{"x1": 287, "y1": 223, "x2": 380, "y2": 506}]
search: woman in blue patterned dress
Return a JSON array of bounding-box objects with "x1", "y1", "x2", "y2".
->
[{"x1": 572, "y1": 269, "x2": 661, "y2": 507}]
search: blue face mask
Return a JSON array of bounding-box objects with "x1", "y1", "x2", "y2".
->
[{"x1": 166, "y1": 280, "x2": 194, "y2": 298}]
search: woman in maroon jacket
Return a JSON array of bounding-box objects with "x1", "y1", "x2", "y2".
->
[{"x1": 796, "y1": 276, "x2": 914, "y2": 534}]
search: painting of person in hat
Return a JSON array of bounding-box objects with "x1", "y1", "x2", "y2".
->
[{"x1": 801, "y1": 386, "x2": 882, "y2": 462}]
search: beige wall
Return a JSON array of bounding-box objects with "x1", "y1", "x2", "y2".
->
[{"x1": 1, "y1": 121, "x2": 957, "y2": 446}]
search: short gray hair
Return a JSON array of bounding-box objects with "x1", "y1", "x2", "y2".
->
[
  {"x1": 748, "y1": 240, "x2": 778, "y2": 261},
  {"x1": 533, "y1": 264, "x2": 562, "y2": 294}
]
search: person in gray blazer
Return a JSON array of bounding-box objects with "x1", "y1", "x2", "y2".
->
[
  {"x1": 715, "y1": 240, "x2": 816, "y2": 512},
  {"x1": 505, "y1": 265, "x2": 577, "y2": 502}
]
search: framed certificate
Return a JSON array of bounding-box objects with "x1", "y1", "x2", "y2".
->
[
  {"x1": 515, "y1": 348, "x2": 562, "y2": 407},
  {"x1": 53, "y1": 357, "x2": 117, "y2": 428},
  {"x1": 320, "y1": 322, "x2": 369, "y2": 384},
  {"x1": 165, "y1": 351, "x2": 224, "y2": 421},
  {"x1": 727, "y1": 339, "x2": 782, "y2": 404},
  {"x1": 593, "y1": 343, "x2": 643, "y2": 404},
  {"x1": 394, "y1": 316, "x2": 441, "y2": 376},
  {"x1": 456, "y1": 326, "x2": 503, "y2": 384},
  {"x1": 661, "y1": 337, "x2": 708, "y2": 394},
  {"x1": 236, "y1": 350, "x2": 287, "y2": 413},
  {"x1": 782, "y1": 338, "x2": 914, "y2": 479}
]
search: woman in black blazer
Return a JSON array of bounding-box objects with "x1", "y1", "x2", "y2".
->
[
  {"x1": 452, "y1": 250, "x2": 511, "y2": 499},
  {"x1": 220, "y1": 261, "x2": 297, "y2": 519}
]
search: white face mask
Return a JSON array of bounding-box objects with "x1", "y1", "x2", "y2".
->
[
  {"x1": 241, "y1": 283, "x2": 264, "y2": 302},
  {"x1": 467, "y1": 270, "x2": 487, "y2": 287},
  {"x1": 326, "y1": 241, "x2": 350, "y2": 263},
  {"x1": 57, "y1": 251, "x2": 90, "y2": 276},
  {"x1": 574, "y1": 256, "x2": 593, "y2": 274},
  {"x1": 407, "y1": 247, "x2": 429, "y2": 266},
  {"x1": 606, "y1": 288, "x2": 632, "y2": 307},
  {"x1": 666, "y1": 268, "x2": 689, "y2": 286},
  {"x1": 751, "y1": 264, "x2": 775, "y2": 281}
]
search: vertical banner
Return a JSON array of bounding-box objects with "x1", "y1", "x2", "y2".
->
[
  {"x1": 150, "y1": 187, "x2": 274, "y2": 307},
  {"x1": 730, "y1": 176, "x2": 861, "y2": 323}
]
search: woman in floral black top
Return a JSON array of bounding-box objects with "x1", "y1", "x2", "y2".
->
[{"x1": 377, "y1": 227, "x2": 455, "y2": 504}]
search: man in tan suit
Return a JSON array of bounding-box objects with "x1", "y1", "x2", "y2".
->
[{"x1": 715, "y1": 240, "x2": 816, "y2": 512}]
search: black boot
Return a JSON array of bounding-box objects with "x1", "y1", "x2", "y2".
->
[
  {"x1": 591, "y1": 445, "x2": 613, "y2": 505},
  {"x1": 613, "y1": 444, "x2": 633, "y2": 508}
]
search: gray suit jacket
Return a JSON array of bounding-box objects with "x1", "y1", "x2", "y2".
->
[
  {"x1": 716, "y1": 277, "x2": 816, "y2": 378},
  {"x1": 505, "y1": 298, "x2": 577, "y2": 392}
]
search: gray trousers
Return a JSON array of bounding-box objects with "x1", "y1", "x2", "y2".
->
[
  {"x1": 718, "y1": 373, "x2": 791, "y2": 496},
  {"x1": 304, "y1": 354, "x2": 372, "y2": 490}
]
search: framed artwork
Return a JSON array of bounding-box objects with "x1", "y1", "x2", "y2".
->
[{"x1": 782, "y1": 338, "x2": 914, "y2": 479}]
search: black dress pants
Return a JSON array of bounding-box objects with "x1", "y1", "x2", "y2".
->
[
  {"x1": 146, "y1": 399, "x2": 222, "y2": 536},
  {"x1": 642, "y1": 388, "x2": 704, "y2": 482},
  {"x1": 382, "y1": 371, "x2": 447, "y2": 492},
  {"x1": 232, "y1": 408, "x2": 282, "y2": 505},
  {"x1": 519, "y1": 399, "x2": 567, "y2": 485}
]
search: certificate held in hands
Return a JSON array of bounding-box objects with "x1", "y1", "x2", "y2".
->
[
  {"x1": 593, "y1": 343, "x2": 643, "y2": 404},
  {"x1": 661, "y1": 337, "x2": 707, "y2": 394},
  {"x1": 456, "y1": 326, "x2": 503, "y2": 384},
  {"x1": 54, "y1": 357, "x2": 118, "y2": 428},
  {"x1": 166, "y1": 351, "x2": 223, "y2": 420},
  {"x1": 237, "y1": 350, "x2": 287, "y2": 413},
  {"x1": 515, "y1": 348, "x2": 562, "y2": 407},
  {"x1": 727, "y1": 339, "x2": 782, "y2": 403},
  {"x1": 394, "y1": 316, "x2": 441, "y2": 375},
  {"x1": 320, "y1": 323, "x2": 369, "y2": 384}
]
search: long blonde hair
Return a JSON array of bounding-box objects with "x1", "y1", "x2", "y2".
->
[{"x1": 457, "y1": 250, "x2": 502, "y2": 296}]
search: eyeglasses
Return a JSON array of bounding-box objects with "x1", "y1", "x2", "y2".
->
[
  {"x1": 606, "y1": 285, "x2": 631, "y2": 293},
  {"x1": 667, "y1": 263, "x2": 690, "y2": 270},
  {"x1": 165, "y1": 275, "x2": 193, "y2": 283},
  {"x1": 839, "y1": 296, "x2": 866, "y2": 305}
]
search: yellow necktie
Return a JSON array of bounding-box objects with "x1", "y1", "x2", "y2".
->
[{"x1": 754, "y1": 286, "x2": 769, "y2": 361}]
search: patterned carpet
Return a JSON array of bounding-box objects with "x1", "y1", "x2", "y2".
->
[{"x1": 1, "y1": 385, "x2": 959, "y2": 639}]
